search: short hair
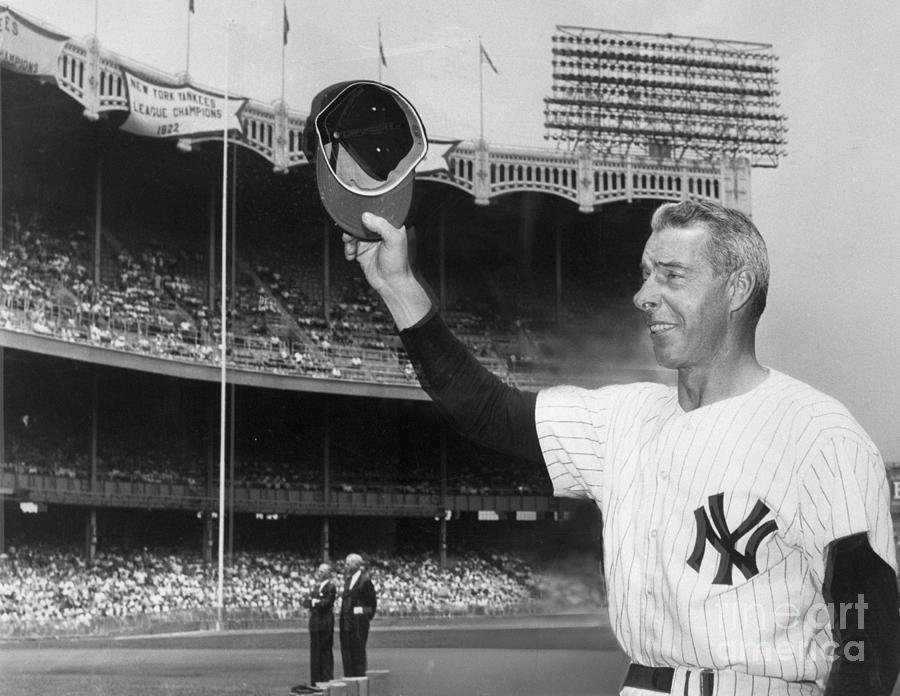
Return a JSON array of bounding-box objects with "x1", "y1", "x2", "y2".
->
[
  {"x1": 651, "y1": 199, "x2": 769, "y2": 321},
  {"x1": 317, "y1": 563, "x2": 332, "y2": 575},
  {"x1": 345, "y1": 553, "x2": 363, "y2": 569}
]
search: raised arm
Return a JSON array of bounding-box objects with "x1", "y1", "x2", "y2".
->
[
  {"x1": 342, "y1": 213, "x2": 542, "y2": 463},
  {"x1": 341, "y1": 212, "x2": 433, "y2": 331}
]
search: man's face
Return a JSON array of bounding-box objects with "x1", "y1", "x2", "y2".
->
[{"x1": 633, "y1": 224, "x2": 732, "y2": 370}]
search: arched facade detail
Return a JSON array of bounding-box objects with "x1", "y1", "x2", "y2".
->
[
  {"x1": 417, "y1": 141, "x2": 750, "y2": 214},
  {"x1": 56, "y1": 35, "x2": 753, "y2": 215}
]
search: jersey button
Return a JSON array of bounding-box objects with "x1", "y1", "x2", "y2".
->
[
  {"x1": 659, "y1": 470, "x2": 669, "y2": 479},
  {"x1": 650, "y1": 529, "x2": 658, "y2": 538}
]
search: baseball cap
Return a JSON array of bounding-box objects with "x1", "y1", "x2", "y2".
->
[{"x1": 304, "y1": 80, "x2": 428, "y2": 241}]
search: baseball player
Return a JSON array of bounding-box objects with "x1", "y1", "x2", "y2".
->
[{"x1": 343, "y1": 200, "x2": 900, "y2": 695}]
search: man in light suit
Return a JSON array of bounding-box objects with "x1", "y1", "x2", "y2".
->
[{"x1": 339, "y1": 553, "x2": 377, "y2": 678}]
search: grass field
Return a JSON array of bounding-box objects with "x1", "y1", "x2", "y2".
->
[
  {"x1": 0, "y1": 616, "x2": 628, "y2": 696},
  {"x1": 3, "y1": 617, "x2": 900, "y2": 696}
]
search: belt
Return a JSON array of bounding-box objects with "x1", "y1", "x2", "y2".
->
[{"x1": 623, "y1": 664, "x2": 714, "y2": 695}]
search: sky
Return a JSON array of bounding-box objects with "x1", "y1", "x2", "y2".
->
[{"x1": 8, "y1": 0, "x2": 900, "y2": 462}]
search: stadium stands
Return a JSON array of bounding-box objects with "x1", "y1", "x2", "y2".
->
[
  {"x1": 0, "y1": 544, "x2": 604, "y2": 638},
  {"x1": 1, "y1": 204, "x2": 652, "y2": 391},
  {"x1": 0, "y1": 203, "x2": 637, "y2": 515},
  {"x1": 2, "y1": 427, "x2": 551, "y2": 496}
]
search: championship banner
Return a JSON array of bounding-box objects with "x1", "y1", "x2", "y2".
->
[
  {"x1": 120, "y1": 70, "x2": 246, "y2": 139},
  {"x1": 0, "y1": 6, "x2": 69, "y2": 78}
]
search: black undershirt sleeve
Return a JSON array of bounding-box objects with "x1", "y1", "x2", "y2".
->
[
  {"x1": 398, "y1": 310, "x2": 542, "y2": 463},
  {"x1": 823, "y1": 532, "x2": 900, "y2": 695}
]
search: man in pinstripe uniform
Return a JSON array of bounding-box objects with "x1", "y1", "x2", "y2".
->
[{"x1": 342, "y1": 200, "x2": 899, "y2": 695}]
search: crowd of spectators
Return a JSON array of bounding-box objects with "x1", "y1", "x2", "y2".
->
[
  {"x1": 0, "y1": 210, "x2": 567, "y2": 389},
  {"x1": 3, "y1": 445, "x2": 551, "y2": 497},
  {"x1": 371, "y1": 551, "x2": 535, "y2": 617},
  {"x1": 4, "y1": 426, "x2": 206, "y2": 488},
  {"x1": 4, "y1": 407, "x2": 552, "y2": 496},
  {"x1": 2, "y1": 449, "x2": 550, "y2": 497},
  {"x1": 0, "y1": 543, "x2": 605, "y2": 637}
]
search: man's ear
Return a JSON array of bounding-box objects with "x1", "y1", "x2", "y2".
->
[{"x1": 728, "y1": 268, "x2": 757, "y2": 314}]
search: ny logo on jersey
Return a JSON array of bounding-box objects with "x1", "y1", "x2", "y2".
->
[{"x1": 687, "y1": 492, "x2": 778, "y2": 585}]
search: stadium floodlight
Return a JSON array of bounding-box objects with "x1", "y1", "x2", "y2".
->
[{"x1": 544, "y1": 26, "x2": 788, "y2": 167}]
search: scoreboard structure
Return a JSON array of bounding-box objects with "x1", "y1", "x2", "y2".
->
[{"x1": 544, "y1": 26, "x2": 788, "y2": 167}]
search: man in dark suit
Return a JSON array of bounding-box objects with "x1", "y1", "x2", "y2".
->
[
  {"x1": 302, "y1": 562, "x2": 336, "y2": 684},
  {"x1": 339, "y1": 553, "x2": 377, "y2": 678}
]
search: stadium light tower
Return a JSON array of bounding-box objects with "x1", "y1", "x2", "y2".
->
[{"x1": 544, "y1": 26, "x2": 788, "y2": 167}]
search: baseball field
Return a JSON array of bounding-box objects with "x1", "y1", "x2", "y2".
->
[
  {"x1": 5, "y1": 615, "x2": 900, "y2": 696},
  {"x1": 1, "y1": 615, "x2": 629, "y2": 696}
]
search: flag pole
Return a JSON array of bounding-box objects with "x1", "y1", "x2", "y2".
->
[
  {"x1": 216, "y1": 19, "x2": 232, "y2": 634},
  {"x1": 281, "y1": 2, "x2": 287, "y2": 103},
  {"x1": 0, "y1": 56, "x2": 3, "y2": 254},
  {"x1": 378, "y1": 18, "x2": 382, "y2": 82},
  {"x1": 186, "y1": 2, "x2": 192, "y2": 79},
  {"x1": 478, "y1": 36, "x2": 484, "y2": 140}
]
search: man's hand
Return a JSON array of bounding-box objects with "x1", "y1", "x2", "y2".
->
[
  {"x1": 342, "y1": 212, "x2": 433, "y2": 330},
  {"x1": 342, "y1": 213, "x2": 411, "y2": 297}
]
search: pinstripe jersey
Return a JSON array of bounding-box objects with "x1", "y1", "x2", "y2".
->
[{"x1": 535, "y1": 368, "x2": 897, "y2": 694}]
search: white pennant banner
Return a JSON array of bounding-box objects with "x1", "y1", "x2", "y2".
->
[
  {"x1": 121, "y1": 70, "x2": 246, "y2": 139},
  {"x1": 0, "y1": 8, "x2": 69, "y2": 78}
]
